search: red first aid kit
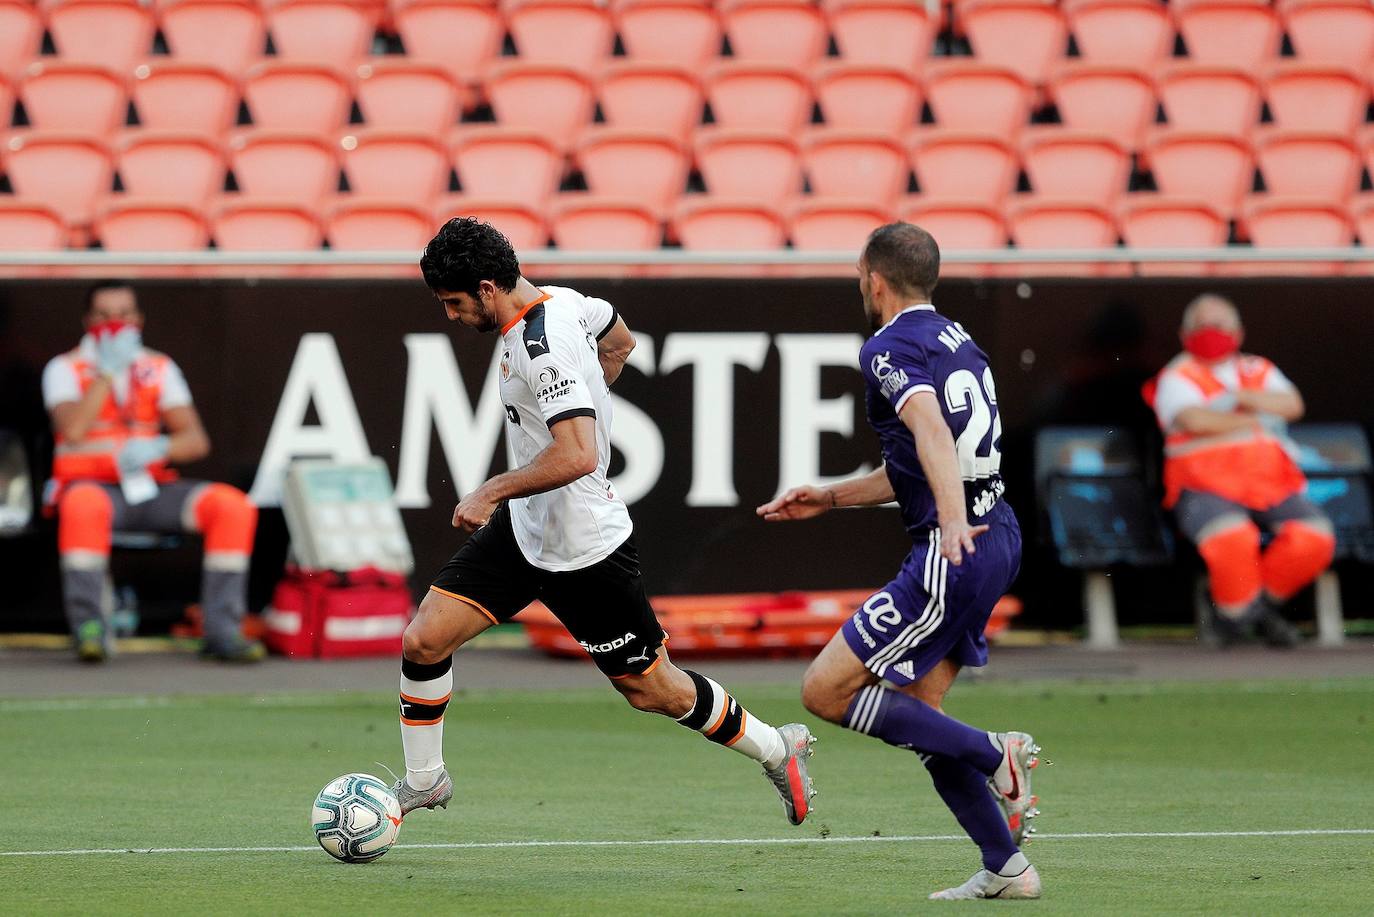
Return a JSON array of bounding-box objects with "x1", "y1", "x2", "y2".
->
[{"x1": 264, "y1": 566, "x2": 413, "y2": 658}]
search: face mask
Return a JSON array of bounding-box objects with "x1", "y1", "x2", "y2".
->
[
  {"x1": 88, "y1": 319, "x2": 134, "y2": 338},
  {"x1": 1183, "y1": 327, "x2": 1240, "y2": 361}
]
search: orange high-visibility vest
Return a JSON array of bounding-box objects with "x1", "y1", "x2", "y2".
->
[
  {"x1": 1146, "y1": 354, "x2": 1305, "y2": 510},
  {"x1": 50, "y1": 350, "x2": 178, "y2": 485}
]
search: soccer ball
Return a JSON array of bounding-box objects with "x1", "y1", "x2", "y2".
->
[{"x1": 312, "y1": 773, "x2": 402, "y2": 863}]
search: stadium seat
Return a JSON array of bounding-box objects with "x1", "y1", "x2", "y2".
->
[
  {"x1": 924, "y1": 62, "x2": 1034, "y2": 136},
  {"x1": 46, "y1": 0, "x2": 156, "y2": 74},
  {"x1": 340, "y1": 130, "x2": 450, "y2": 203},
  {"x1": 1172, "y1": 0, "x2": 1281, "y2": 72},
  {"x1": 117, "y1": 131, "x2": 227, "y2": 202},
  {"x1": 1020, "y1": 128, "x2": 1131, "y2": 205},
  {"x1": 450, "y1": 126, "x2": 564, "y2": 206},
  {"x1": 812, "y1": 64, "x2": 923, "y2": 134},
  {"x1": 326, "y1": 197, "x2": 433, "y2": 250},
  {"x1": 1062, "y1": 0, "x2": 1173, "y2": 67},
  {"x1": 506, "y1": 0, "x2": 615, "y2": 72},
  {"x1": 243, "y1": 61, "x2": 352, "y2": 134},
  {"x1": 614, "y1": 0, "x2": 723, "y2": 69},
  {"x1": 1255, "y1": 129, "x2": 1361, "y2": 201},
  {"x1": 802, "y1": 129, "x2": 908, "y2": 206},
  {"x1": 1048, "y1": 63, "x2": 1157, "y2": 152},
  {"x1": 265, "y1": 0, "x2": 381, "y2": 64},
  {"x1": 959, "y1": 0, "x2": 1069, "y2": 87},
  {"x1": 788, "y1": 197, "x2": 893, "y2": 250},
  {"x1": 597, "y1": 62, "x2": 704, "y2": 140},
  {"x1": 18, "y1": 63, "x2": 128, "y2": 135},
  {"x1": 3, "y1": 132, "x2": 113, "y2": 227},
  {"x1": 95, "y1": 198, "x2": 211, "y2": 250},
  {"x1": 1156, "y1": 64, "x2": 1262, "y2": 137},
  {"x1": 0, "y1": 76, "x2": 12, "y2": 130},
  {"x1": 1349, "y1": 192, "x2": 1374, "y2": 273},
  {"x1": 720, "y1": 0, "x2": 829, "y2": 68},
  {"x1": 485, "y1": 63, "x2": 596, "y2": 150},
  {"x1": 433, "y1": 195, "x2": 550, "y2": 249},
  {"x1": 0, "y1": 1, "x2": 44, "y2": 79},
  {"x1": 1144, "y1": 129, "x2": 1255, "y2": 218},
  {"x1": 897, "y1": 197, "x2": 1008, "y2": 275},
  {"x1": 1281, "y1": 0, "x2": 1374, "y2": 70},
  {"x1": 824, "y1": 0, "x2": 936, "y2": 69},
  {"x1": 212, "y1": 197, "x2": 324, "y2": 250},
  {"x1": 1238, "y1": 194, "x2": 1354, "y2": 275},
  {"x1": 1006, "y1": 197, "x2": 1123, "y2": 276},
  {"x1": 1117, "y1": 194, "x2": 1228, "y2": 275},
  {"x1": 672, "y1": 196, "x2": 787, "y2": 249},
  {"x1": 158, "y1": 0, "x2": 267, "y2": 77},
  {"x1": 550, "y1": 196, "x2": 662, "y2": 250},
  {"x1": 694, "y1": 128, "x2": 803, "y2": 207},
  {"x1": 0, "y1": 200, "x2": 66, "y2": 250},
  {"x1": 392, "y1": 0, "x2": 504, "y2": 84},
  {"x1": 131, "y1": 62, "x2": 239, "y2": 139},
  {"x1": 705, "y1": 63, "x2": 813, "y2": 133},
  {"x1": 575, "y1": 128, "x2": 689, "y2": 212},
  {"x1": 228, "y1": 130, "x2": 340, "y2": 203},
  {"x1": 354, "y1": 60, "x2": 462, "y2": 134},
  {"x1": 1264, "y1": 63, "x2": 1368, "y2": 134},
  {"x1": 908, "y1": 130, "x2": 1019, "y2": 204}
]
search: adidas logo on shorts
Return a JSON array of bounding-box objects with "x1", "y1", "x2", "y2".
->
[{"x1": 893, "y1": 660, "x2": 915, "y2": 679}]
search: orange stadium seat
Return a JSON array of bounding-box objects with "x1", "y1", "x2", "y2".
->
[
  {"x1": 550, "y1": 196, "x2": 662, "y2": 250},
  {"x1": 212, "y1": 197, "x2": 325, "y2": 250},
  {"x1": 575, "y1": 128, "x2": 689, "y2": 212},
  {"x1": 908, "y1": 130, "x2": 1019, "y2": 204},
  {"x1": 18, "y1": 63, "x2": 127, "y2": 136},
  {"x1": 614, "y1": 0, "x2": 723, "y2": 69},
  {"x1": 354, "y1": 60, "x2": 462, "y2": 134},
  {"x1": 598, "y1": 62, "x2": 704, "y2": 140},
  {"x1": 117, "y1": 131, "x2": 226, "y2": 202},
  {"x1": 812, "y1": 64, "x2": 923, "y2": 134},
  {"x1": 1349, "y1": 191, "x2": 1374, "y2": 246},
  {"x1": 1006, "y1": 196, "x2": 1123, "y2": 276},
  {"x1": 1117, "y1": 194, "x2": 1228, "y2": 275},
  {"x1": 802, "y1": 129, "x2": 908, "y2": 205},
  {"x1": 1020, "y1": 128, "x2": 1131, "y2": 204},
  {"x1": 1238, "y1": 194, "x2": 1354, "y2": 275},
  {"x1": 0, "y1": 76, "x2": 12, "y2": 130},
  {"x1": 720, "y1": 0, "x2": 829, "y2": 68},
  {"x1": 960, "y1": 0, "x2": 1068, "y2": 87},
  {"x1": 433, "y1": 195, "x2": 550, "y2": 249},
  {"x1": 95, "y1": 198, "x2": 211, "y2": 250},
  {"x1": 824, "y1": 0, "x2": 936, "y2": 69},
  {"x1": 1172, "y1": 0, "x2": 1281, "y2": 72},
  {"x1": 897, "y1": 197, "x2": 1008, "y2": 275},
  {"x1": 1144, "y1": 129, "x2": 1255, "y2": 218},
  {"x1": 1049, "y1": 63, "x2": 1157, "y2": 152},
  {"x1": 694, "y1": 128, "x2": 803, "y2": 207},
  {"x1": 327, "y1": 197, "x2": 433, "y2": 250},
  {"x1": 243, "y1": 62, "x2": 353, "y2": 134},
  {"x1": 705, "y1": 63, "x2": 813, "y2": 133},
  {"x1": 506, "y1": 0, "x2": 615, "y2": 72},
  {"x1": 0, "y1": 1, "x2": 44, "y2": 79},
  {"x1": 228, "y1": 130, "x2": 340, "y2": 203},
  {"x1": 450, "y1": 126, "x2": 564, "y2": 206},
  {"x1": 46, "y1": 0, "x2": 156, "y2": 74},
  {"x1": 131, "y1": 62, "x2": 239, "y2": 139},
  {"x1": 1062, "y1": 0, "x2": 1173, "y2": 67},
  {"x1": 924, "y1": 62, "x2": 1034, "y2": 136},
  {"x1": 265, "y1": 0, "x2": 381, "y2": 64},
  {"x1": 485, "y1": 63, "x2": 596, "y2": 150},
  {"x1": 1281, "y1": 0, "x2": 1374, "y2": 69},
  {"x1": 340, "y1": 130, "x2": 450, "y2": 203},
  {"x1": 392, "y1": 0, "x2": 504, "y2": 85},
  {"x1": 3, "y1": 132, "x2": 113, "y2": 227},
  {"x1": 788, "y1": 197, "x2": 893, "y2": 250},
  {"x1": 158, "y1": 0, "x2": 267, "y2": 77},
  {"x1": 1157, "y1": 64, "x2": 1262, "y2": 137},
  {"x1": 673, "y1": 196, "x2": 787, "y2": 249},
  {"x1": 1264, "y1": 63, "x2": 1368, "y2": 134},
  {"x1": 0, "y1": 200, "x2": 66, "y2": 250},
  {"x1": 1254, "y1": 129, "x2": 1361, "y2": 201}
]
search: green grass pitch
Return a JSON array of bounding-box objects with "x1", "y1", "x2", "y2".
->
[{"x1": 3, "y1": 677, "x2": 1372, "y2": 915}]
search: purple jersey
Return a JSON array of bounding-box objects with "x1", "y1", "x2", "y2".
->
[{"x1": 859, "y1": 304, "x2": 1006, "y2": 538}]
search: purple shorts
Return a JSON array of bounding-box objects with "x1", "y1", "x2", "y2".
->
[{"x1": 842, "y1": 501, "x2": 1021, "y2": 686}]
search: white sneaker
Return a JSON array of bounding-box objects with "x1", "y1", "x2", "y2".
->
[
  {"x1": 391, "y1": 768, "x2": 453, "y2": 816},
  {"x1": 929, "y1": 864, "x2": 1042, "y2": 900}
]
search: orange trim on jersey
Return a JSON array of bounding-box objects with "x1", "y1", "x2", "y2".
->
[
  {"x1": 498, "y1": 290, "x2": 553, "y2": 336},
  {"x1": 608, "y1": 654, "x2": 663, "y2": 680},
  {"x1": 428, "y1": 586, "x2": 499, "y2": 624},
  {"x1": 400, "y1": 690, "x2": 452, "y2": 706},
  {"x1": 724, "y1": 710, "x2": 749, "y2": 747},
  {"x1": 400, "y1": 715, "x2": 445, "y2": 726},
  {"x1": 705, "y1": 695, "x2": 733, "y2": 736}
]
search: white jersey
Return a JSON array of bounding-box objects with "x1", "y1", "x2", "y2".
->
[{"x1": 499, "y1": 285, "x2": 631, "y2": 572}]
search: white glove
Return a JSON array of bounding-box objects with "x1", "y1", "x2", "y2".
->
[
  {"x1": 95, "y1": 325, "x2": 142, "y2": 378},
  {"x1": 116, "y1": 436, "x2": 169, "y2": 475}
]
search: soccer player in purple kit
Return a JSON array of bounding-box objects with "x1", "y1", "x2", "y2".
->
[{"x1": 759, "y1": 223, "x2": 1043, "y2": 900}]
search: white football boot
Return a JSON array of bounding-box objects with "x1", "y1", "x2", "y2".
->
[
  {"x1": 989, "y1": 731, "x2": 1040, "y2": 844},
  {"x1": 929, "y1": 861, "x2": 1042, "y2": 900},
  {"x1": 392, "y1": 768, "x2": 454, "y2": 816},
  {"x1": 763, "y1": 723, "x2": 817, "y2": 825}
]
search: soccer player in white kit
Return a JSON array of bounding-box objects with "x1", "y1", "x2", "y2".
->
[{"x1": 390, "y1": 218, "x2": 816, "y2": 826}]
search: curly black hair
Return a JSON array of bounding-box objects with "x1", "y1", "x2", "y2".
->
[{"x1": 420, "y1": 217, "x2": 521, "y2": 295}]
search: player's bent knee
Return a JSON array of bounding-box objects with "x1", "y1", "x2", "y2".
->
[
  {"x1": 401, "y1": 621, "x2": 447, "y2": 665},
  {"x1": 800, "y1": 675, "x2": 848, "y2": 725}
]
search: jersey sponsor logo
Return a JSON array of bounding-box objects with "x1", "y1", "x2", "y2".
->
[
  {"x1": 624, "y1": 647, "x2": 654, "y2": 665},
  {"x1": 937, "y1": 322, "x2": 972, "y2": 354},
  {"x1": 862, "y1": 591, "x2": 903, "y2": 634},
  {"x1": 893, "y1": 660, "x2": 915, "y2": 679},
  {"x1": 851, "y1": 613, "x2": 878, "y2": 649},
  {"x1": 870, "y1": 351, "x2": 909, "y2": 399},
  {"x1": 537, "y1": 366, "x2": 560, "y2": 386},
  {"x1": 504, "y1": 404, "x2": 520, "y2": 425},
  {"x1": 580, "y1": 632, "x2": 636, "y2": 654},
  {"x1": 536, "y1": 377, "x2": 576, "y2": 403}
]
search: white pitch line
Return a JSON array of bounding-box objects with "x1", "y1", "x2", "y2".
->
[{"x1": 3, "y1": 828, "x2": 1371, "y2": 858}]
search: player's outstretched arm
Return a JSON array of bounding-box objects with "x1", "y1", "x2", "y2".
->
[
  {"x1": 756, "y1": 466, "x2": 894, "y2": 521},
  {"x1": 451, "y1": 415, "x2": 599, "y2": 530},
  {"x1": 899, "y1": 392, "x2": 987, "y2": 566},
  {"x1": 596, "y1": 316, "x2": 636, "y2": 386}
]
